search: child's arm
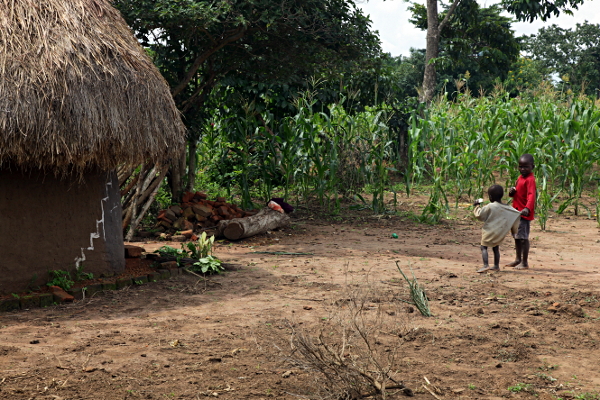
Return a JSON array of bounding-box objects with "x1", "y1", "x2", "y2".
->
[
  {"x1": 508, "y1": 187, "x2": 516, "y2": 197},
  {"x1": 473, "y1": 204, "x2": 489, "y2": 221},
  {"x1": 522, "y1": 178, "x2": 536, "y2": 216}
]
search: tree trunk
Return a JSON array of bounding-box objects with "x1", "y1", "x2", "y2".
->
[
  {"x1": 216, "y1": 208, "x2": 290, "y2": 240},
  {"x1": 421, "y1": 0, "x2": 440, "y2": 103},
  {"x1": 186, "y1": 139, "x2": 198, "y2": 192},
  {"x1": 421, "y1": 0, "x2": 462, "y2": 103},
  {"x1": 169, "y1": 148, "x2": 187, "y2": 203}
]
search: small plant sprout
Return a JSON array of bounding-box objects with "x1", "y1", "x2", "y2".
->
[{"x1": 395, "y1": 261, "x2": 431, "y2": 317}]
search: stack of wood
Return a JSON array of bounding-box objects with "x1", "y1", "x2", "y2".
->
[
  {"x1": 120, "y1": 163, "x2": 169, "y2": 241},
  {"x1": 154, "y1": 191, "x2": 257, "y2": 237}
]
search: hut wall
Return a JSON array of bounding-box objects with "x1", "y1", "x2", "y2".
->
[{"x1": 0, "y1": 167, "x2": 125, "y2": 295}]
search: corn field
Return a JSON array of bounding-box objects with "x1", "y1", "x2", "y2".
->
[
  {"x1": 408, "y1": 91, "x2": 600, "y2": 227},
  {"x1": 195, "y1": 89, "x2": 600, "y2": 229}
]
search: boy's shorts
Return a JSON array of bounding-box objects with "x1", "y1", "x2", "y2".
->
[{"x1": 514, "y1": 218, "x2": 530, "y2": 240}]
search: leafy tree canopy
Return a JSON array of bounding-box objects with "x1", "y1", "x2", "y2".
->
[
  {"x1": 522, "y1": 21, "x2": 600, "y2": 95},
  {"x1": 114, "y1": 0, "x2": 381, "y2": 110},
  {"x1": 409, "y1": 0, "x2": 520, "y2": 96}
]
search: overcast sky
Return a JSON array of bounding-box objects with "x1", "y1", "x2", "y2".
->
[{"x1": 356, "y1": 0, "x2": 600, "y2": 57}]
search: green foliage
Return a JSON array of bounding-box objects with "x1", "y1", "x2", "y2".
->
[
  {"x1": 186, "y1": 232, "x2": 215, "y2": 260},
  {"x1": 504, "y1": 57, "x2": 549, "y2": 96},
  {"x1": 409, "y1": 0, "x2": 520, "y2": 96},
  {"x1": 188, "y1": 232, "x2": 224, "y2": 274},
  {"x1": 191, "y1": 256, "x2": 224, "y2": 275},
  {"x1": 537, "y1": 177, "x2": 562, "y2": 230},
  {"x1": 197, "y1": 88, "x2": 394, "y2": 213},
  {"x1": 502, "y1": 0, "x2": 585, "y2": 23},
  {"x1": 395, "y1": 261, "x2": 431, "y2": 317},
  {"x1": 115, "y1": 0, "x2": 382, "y2": 196},
  {"x1": 507, "y1": 382, "x2": 533, "y2": 393},
  {"x1": 155, "y1": 245, "x2": 187, "y2": 266},
  {"x1": 155, "y1": 233, "x2": 224, "y2": 274},
  {"x1": 407, "y1": 91, "x2": 600, "y2": 221},
  {"x1": 47, "y1": 270, "x2": 74, "y2": 291},
  {"x1": 573, "y1": 392, "x2": 600, "y2": 400},
  {"x1": 523, "y1": 22, "x2": 600, "y2": 96}
]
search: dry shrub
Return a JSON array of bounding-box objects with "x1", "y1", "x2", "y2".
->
[{"x1": 286, "y1": 276, "x2": 415, "y2": 399}]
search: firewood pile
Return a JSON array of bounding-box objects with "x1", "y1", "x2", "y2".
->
[{"x1": 153, "y1": 191, "x2": 257, "y2": 240}]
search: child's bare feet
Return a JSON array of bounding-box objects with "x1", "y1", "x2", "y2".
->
[
  {"x1": 514, "y1": 264, "x2": 529, "y2": 270},
  {"x1": 506, "y1": 260, "x2": 520, "y2": 267}
]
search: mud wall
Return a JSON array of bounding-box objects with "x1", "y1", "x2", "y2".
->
[{"x1": 0, "y1": 167, "x2": 125, "y2": 295}]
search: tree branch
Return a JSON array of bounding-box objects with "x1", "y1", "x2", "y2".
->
[
  {"x1": 439, "y1": 0, "x2": 463, "y2": 32},
  {"x1": 171, "y1": 26, "x2": 247, "y2": 98}
]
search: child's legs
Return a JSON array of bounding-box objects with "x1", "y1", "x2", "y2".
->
[
  {"x1": 480, "y1": 245, "x2": 489, "y2": 266},
  {"x1": 492, "y1": 246, "x2": 500, "y2": 267},
  {"x1": 521, "y1": 239, "x2": 530, "y2": 266},
  {"x1": 515, "y1": 239, "x2": 523, "y2": 261},
  {"x1": 509, "y1": 218, "x2": 530, "y2": 265}
]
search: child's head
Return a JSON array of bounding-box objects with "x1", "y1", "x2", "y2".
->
[
  {"x1": 518, "y1": 154, "x2": 534, "y2": 177},
  {"x1": 487, "y1": 184, "x2": 503, "y2": 202}
]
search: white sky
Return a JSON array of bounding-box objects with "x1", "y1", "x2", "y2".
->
[{"x1": 356, "y1": 0, "x2": 600, "y2": 57}]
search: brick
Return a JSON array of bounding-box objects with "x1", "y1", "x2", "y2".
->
[
  {"x1": 192, "y1": 204, "x2": 213, "y2": 218},
  {"x1": 164, "y1": 209, "x2": 177, "y2": 222},
  {"x1": 39, "y1": 293, "x2": 54, "y2": 307},
  {"x1": 147, "y1": 272, "x2": 160, "y2": 282},
  {"x1": 218, "y1": 205, "x2": 230, "y2": 216},
  {"x1": 171, "y1": 234, "x2": 187, "y2": 242},
  {"x1": 161, "y1": 261, "x2": 179, "y2": 269},
  {"x1": 193, "y1": 192, "x2": 208, "y2": 201},
  {"x1": 170, "y1": 205, "x2": 183, "y2": 216},
  {"x1": 144, "y1": 253, "x2": 160, "y2": 261},
  {"x1": 157, "y1": 220, "x2": 172, "y2": 229},
  {"x1": 50, "y1": 286, "x2": 74, "y2": 303},
  {"x1": 67, "y1": 287, "x2": 84, "y2": 300},
  {"x1": 124, "y1": 245, "x2": 145, "y2": 258},
  {"x1": 173, "y1": 217, "x2": 187, "y2": 230},
  {"x1": 116, "y1": 278, "x2": 132, "y2": 289},
  {"x1": 133, "y1": 276, "x2": 148, "y2": 285},
  {"x1": 183, "y1": 207, "x2": 195, "y2": 219},
  {"x1": 20, "y1": 295, "x2": 41, "y2": 309},
  {"x1": 102, "y1": 282, "x2": 117, "y2": 291},
  {"x1": 158, "y1": 269, "x2": 171, "y2": 280},
  {"x1": 0, "y1": 297, "x2": 21, "y2": 312},
  {"x1": 216, "y1": 197, "x2": 227, "y2": 203},
  {"x1": 85, "y1": 283, "x2": 104, "y2": 297},
  {"x1": 182, "y1": 191, "x2": 195, "y2": 203}
]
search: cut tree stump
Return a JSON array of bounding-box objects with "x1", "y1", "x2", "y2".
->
[{"x1": 216, "y1": 207, "x2": 290, "y2": 240}]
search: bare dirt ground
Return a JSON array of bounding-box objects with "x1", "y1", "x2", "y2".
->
[{"x1": 1, "y1": 200, "x2": 600, "y2": 400}]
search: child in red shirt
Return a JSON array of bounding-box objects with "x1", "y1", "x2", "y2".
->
[{"x1": 507, "y1": 154, "x2": 536, "y2": 269}]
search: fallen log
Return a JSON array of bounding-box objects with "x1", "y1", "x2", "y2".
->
[{"x1": 217, "y1": 207, "x2": 290, "y2": 240}]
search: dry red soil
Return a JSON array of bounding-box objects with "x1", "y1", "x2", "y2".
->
[{"x1": 1, "y1": 201, "x2": 599, "y2": 400}]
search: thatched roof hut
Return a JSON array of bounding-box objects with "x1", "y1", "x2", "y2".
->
[
  {"x1": 0, "y1": 0, "x2": 185, "y2": 172},
  {"x1": 0, "y1": 0, "x2": 185, "y2": 297}
]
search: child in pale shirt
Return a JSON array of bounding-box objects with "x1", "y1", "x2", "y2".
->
[{"x1": 473, "y1": 185, "x2": 522, "y2": 273}]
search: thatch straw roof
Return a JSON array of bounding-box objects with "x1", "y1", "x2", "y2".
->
[{"x1": 0, "y1": 0, "x2": 185, "y2": 173}]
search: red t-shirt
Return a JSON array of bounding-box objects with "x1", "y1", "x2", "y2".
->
[{"x1": 512, "y1": 173, "x2": 536, "y2": 221}]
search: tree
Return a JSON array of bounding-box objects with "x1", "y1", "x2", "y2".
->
[
  {"x1": 522, "y1": 22, "x2": 600, "y2": 96},
  {"x1": 114, "y1": 0, "x2": 380, "y2": 198},
  {"x1": 410, "y1": 0, "x2": 520, "y2": 97},
  {"x1": 416, "y1": 0, "x2": 586, "y2": 102}
]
